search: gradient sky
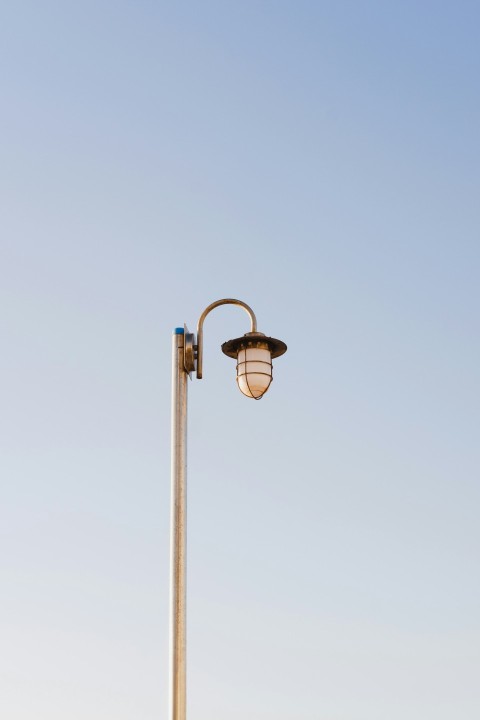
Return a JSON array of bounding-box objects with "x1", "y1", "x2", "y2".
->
[{"x1": 1, "y1": 2, "x2": 479, "y2": 719}]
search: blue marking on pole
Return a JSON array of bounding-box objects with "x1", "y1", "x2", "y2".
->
[{"x1": 173, "y1": 327, "x2": 184, "y2": 334}]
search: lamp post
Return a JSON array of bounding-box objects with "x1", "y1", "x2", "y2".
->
[{"x1": 169, "y1": 298, "x2": 287, "y2": 720}]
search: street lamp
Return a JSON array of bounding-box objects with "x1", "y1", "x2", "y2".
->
[{"x1": 169, "y1": 298, "x2": 287, "y2": 720}]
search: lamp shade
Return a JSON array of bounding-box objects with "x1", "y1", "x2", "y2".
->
[{"x1": 221, "y1": 332, "x2": 287, "y2": 400}]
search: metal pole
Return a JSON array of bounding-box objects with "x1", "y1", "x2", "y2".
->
[{"x1": 169, "y1": 328, "x2": 188, "y2": 720}]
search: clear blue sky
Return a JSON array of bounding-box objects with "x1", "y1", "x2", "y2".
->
[{"x1": 1, "y1": 2, "x2": 479, "y2": 718}]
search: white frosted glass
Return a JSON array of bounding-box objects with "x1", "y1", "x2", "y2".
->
[
  {"x1": 236, "y1": 346, "x2": 272, "y2": 398},
  {"x1": 237, "y1": 347, "x2": 271, "y2": 364},
  {"x1": 238, "y1": 373, "x2": 271, "y2": 398},
  {"x1": 237, "y1": 360, "x2": 269, "y2": 374}
]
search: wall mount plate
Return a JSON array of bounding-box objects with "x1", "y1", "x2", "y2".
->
[{"x1": 184, "y1": 324, "x2": 196, "y2": 377}]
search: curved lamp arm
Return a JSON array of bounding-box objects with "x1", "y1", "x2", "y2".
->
[{"x1": 196, "y1": 298, "x2": 257, "y2": 379}]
